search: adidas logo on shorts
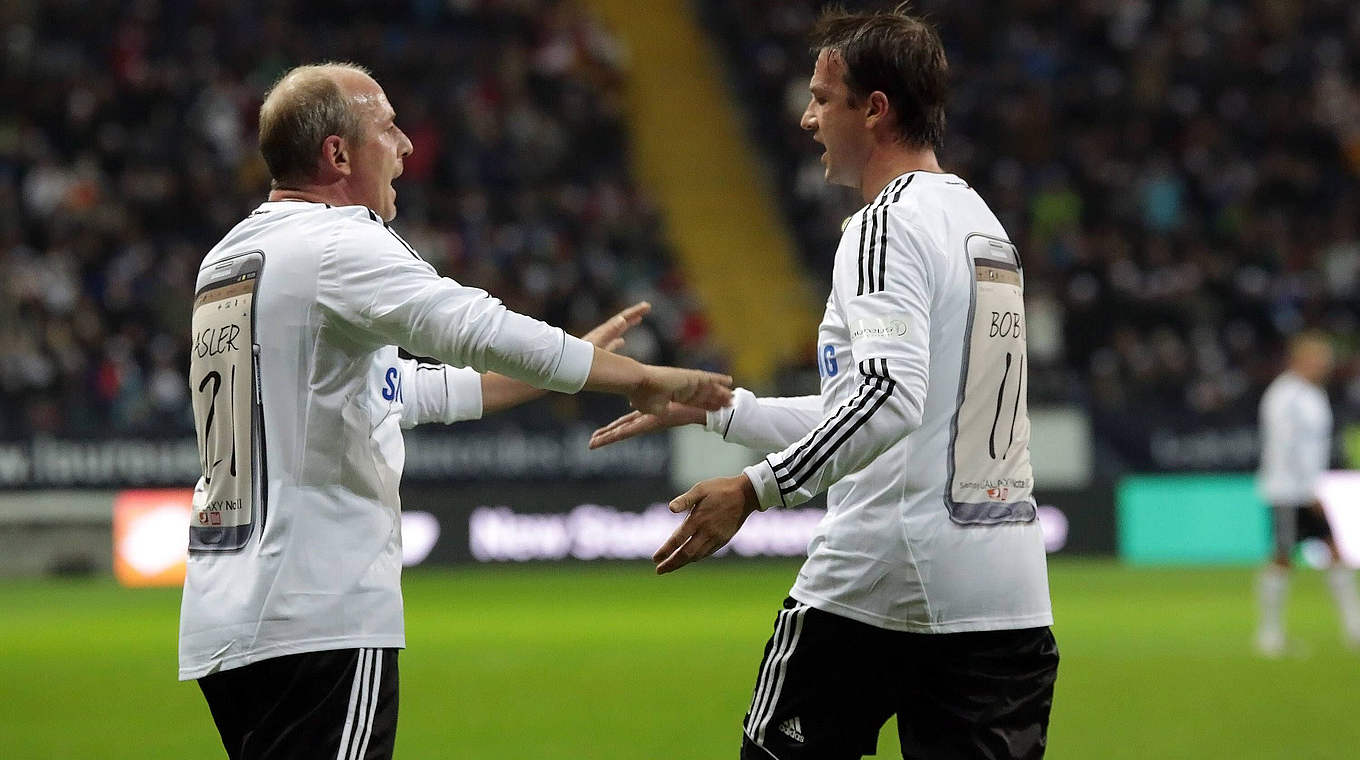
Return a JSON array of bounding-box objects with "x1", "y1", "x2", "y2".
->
[{"x1": 777, "y1": 716, "x2": 805, "y2": 743}]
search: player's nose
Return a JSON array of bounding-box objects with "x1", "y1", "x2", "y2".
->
[{"x1": 800, "y1": 102, "x2": 816, "y2": 132}]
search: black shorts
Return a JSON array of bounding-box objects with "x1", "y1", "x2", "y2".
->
[
  {"x1": 1272, "y1": 502, "x2": 1335, "y2": 557},
  {"x1": 740, "y1": 599, "x2": 1058, "y2": 760},
  {"x1": 198, "y1": 648, "x2": 398, "y2": 760}
]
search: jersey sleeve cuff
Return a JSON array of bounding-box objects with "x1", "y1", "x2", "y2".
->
[
  {"x1": 444, "y1": 366, "x2": 484, "y2": 422},
  {"x1": 705, "y1": 387, "x2": 753, "y2": 438},
  {"x1": 705, "y1": 406, "x2": 734, "y2": 436},
  {"x1": 543, "y1": 333, "x2": 594, "y2": 394},
  {"x1": 742, "y1": 458, "x2": 784, "y2": 511}
]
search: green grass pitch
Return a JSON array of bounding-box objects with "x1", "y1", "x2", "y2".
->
[{"x1": 2, "y1": 558, "x2": 1358, "y2": 758}]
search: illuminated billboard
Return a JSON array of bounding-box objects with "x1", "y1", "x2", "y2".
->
[
  {"x1": 109, "y1": 481, "x2": 1103, "y2": 583},
  {"x1": 1117, "y1": 472, "x2": 1360, "y2": 567},
  {"x1": 112, "y1": 489, "x2": 442, "y2": 587},
  {"x1": 113, "y1": 490, "x2": 193, "y2": 587}
]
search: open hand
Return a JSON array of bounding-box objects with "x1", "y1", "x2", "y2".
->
[
  {"x1": 652, "y1": 475, "x2": 759, "y2": 574},
  {"x1": 581, "y1": 301, "x2": 650, "y2": 352},
  {"x1": 588, "y1": 402, "x2": 707, "y2": 449}
]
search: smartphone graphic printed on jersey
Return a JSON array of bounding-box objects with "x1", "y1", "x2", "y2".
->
[
  {"x1": 947, "y1": 234, "x2": 1036, "y2": 525},
  {"x1": 189, "y1": 250, "x2": 265, "y2": 551}
]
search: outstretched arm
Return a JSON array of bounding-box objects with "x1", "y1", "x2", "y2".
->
[
  {"x1": 589, "y1": 389, "x2": 822, "y2": 452},
  {"x1": 651, "y1": 209, "x2": 937, "y2": 573},
  {"x1": 318, "y1": 228, "x2": 731, "y2": 413},
  {"x1": 736, "y1": 213, "x2": 934, "y2": 510},
  {"x1": 399, "y1": 302, "x2": 655, "y2": 424},
  {"x1": 478, "y1": 302, "x2": 652, "y2": 414}
]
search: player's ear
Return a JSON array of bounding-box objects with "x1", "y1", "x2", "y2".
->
[
  {"x1": 865, "y1": 90, "x2": 890, "y2": 130},
  {"x1": 321, "y1": 134, "x2": 352, "y2": 178}
]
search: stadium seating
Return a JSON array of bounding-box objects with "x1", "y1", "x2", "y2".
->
[
  {"x1": 6, "y1": 0, "x2": 1359, "y2": 472},
  {"x1": 0, "y1": 0, "x2": 713, "y2": 437},
  {"x1": 699, "y1": 0, "x2": 1360, "y2": 469}
]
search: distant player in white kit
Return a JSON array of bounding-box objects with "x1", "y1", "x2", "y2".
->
[
  {"x1": 1255, "y1": 331, "x2": 1360, "y2": 657},
  {"x1": 590, "y1": 7, "x2": 1057, "y2": 758},
  {"x1": 179, "y1": 62, "x2": 732, "y2": 760}
]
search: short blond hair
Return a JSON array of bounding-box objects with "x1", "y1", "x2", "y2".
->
[
  {"x1": 1288, "y1": 330, "x2": 1332, "y2": 362},
  {"x1": 258, "y1": 62, "x2": 372, "y2": 187}
]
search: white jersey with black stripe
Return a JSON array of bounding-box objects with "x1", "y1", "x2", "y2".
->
[
  {"x1": 179, "y1": 201, "x2": 595, "y2": 679},
  {"x1": 728, "y1": 171, "x2": 1052, "y2": 633},
  {"x1": 1257, "y1": 371, "x2": 1331, "y2": 506}
]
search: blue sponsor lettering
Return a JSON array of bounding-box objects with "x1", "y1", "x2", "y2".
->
[
  {"x1": 820, "y1": 345, "x2": 838, "y2": 378},
  {"x1": 381, "y1": 366, "x2": 403, "y2": 402}
]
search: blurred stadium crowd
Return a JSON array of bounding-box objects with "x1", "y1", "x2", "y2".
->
[
  {"x1": 703, "y1": 0, "x2": 1360, "y2": 447},
  {"x1": 0, "y1": 0, "x2": 710, "y2": 438},
  {"x1": 3, "y1": 0, "x2": 1359, "y2": 466}
]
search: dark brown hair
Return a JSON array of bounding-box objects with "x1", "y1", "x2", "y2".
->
[
  {"x1": 810, "y1": 3, "x2": 948, "y2": 150},
  {"x1": 258, "y1": 63, "x2": 371, "y2": 187}
]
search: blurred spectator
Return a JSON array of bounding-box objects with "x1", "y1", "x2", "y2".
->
[
  {"x1": 8, "y1": 0, "x2": 1360, "y2": 458},
  {"x1": 0, "y1": 0, "x2": 710, "y2": 437}
]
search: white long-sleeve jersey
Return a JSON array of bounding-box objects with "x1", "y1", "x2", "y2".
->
[
  {"x1": 710, "y1": 172, "x2": 1052, "y2": 633},
  {"x1": 1257, "y1": 371, "x2": 1332, "y2": 506},
  {"x1": 179, "y1": 201, "x2": 594, "y2": 679}
]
